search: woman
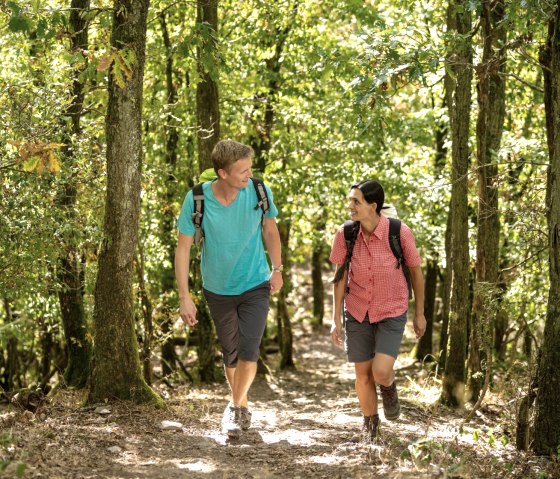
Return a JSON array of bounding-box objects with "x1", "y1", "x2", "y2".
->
[{"x1": 330, "y1": 180, "x2": 426, "y2": 442}]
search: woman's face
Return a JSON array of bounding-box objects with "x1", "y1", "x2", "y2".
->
[{"x1": 348, "y1": 188, "x2": 376, "y2": 222}]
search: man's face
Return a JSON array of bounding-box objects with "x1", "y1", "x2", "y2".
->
[{"x1": 220, "y1": 157, "x2": 253, "y2": 188}]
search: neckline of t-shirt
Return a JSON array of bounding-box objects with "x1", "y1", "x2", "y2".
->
[{"x1": 206, "y1": 180, "x2": 244, "y2": 209}]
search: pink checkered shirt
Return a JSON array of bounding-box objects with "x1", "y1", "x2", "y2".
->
[{"x1": 329, "y1": 215, "x2": 421, "y2": 323}]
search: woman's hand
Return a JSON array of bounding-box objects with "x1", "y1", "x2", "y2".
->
[
  {"x1": 331, "y1": 321, "x2": 343, "y2": 348},
  {"x1": 180, "y1": 296, "x2": 198, "y2": 327},
  {"x1": 413, "y1": 313, "x2": 426, "y2": 339}
]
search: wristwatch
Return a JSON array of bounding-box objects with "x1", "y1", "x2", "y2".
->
[{"x1": 272, "y1": 265, "x2": 284, "y2": 273}]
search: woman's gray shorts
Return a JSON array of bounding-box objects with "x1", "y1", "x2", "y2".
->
[
  {"x1": 344, "y1": 310, "x2": 407, "y2": 363},
  {"x1": 203, "y1": 281, "x2": 270, "y2": 368}
]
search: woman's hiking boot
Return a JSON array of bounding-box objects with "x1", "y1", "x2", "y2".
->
[
  {"x1": 361, "y1": 414, "x2": 380, "y2": 443},
  {"x1": 222, "y1": 404, "x2": 241, "y2": 438},
  {"x1": 379, "y1": 381, "x2": 400, "y2": 420}
]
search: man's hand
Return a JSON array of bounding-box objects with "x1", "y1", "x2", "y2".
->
[
  {"x1": 330, "y1": 321, "x2": 343, "y2": 348},
  {"x1": 413, "y1": 313, "x2": 426, "y2": 339},
  {"x1": 180, "y1": 296, "x2": 198, "y2": 327},
  {"x1": 270, "y1": 271, "x2": 283, "y2": 295}
]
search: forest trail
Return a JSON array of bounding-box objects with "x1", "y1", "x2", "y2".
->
[{"x1": 1, "y1": 324, "x2": 556, "y2": 478}]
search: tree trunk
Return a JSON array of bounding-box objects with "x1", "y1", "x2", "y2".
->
[
  {"x1": 194, "y1": 0, "x2": 221, "y2": 383},
  {"x1": 311, "y1": 210, "x2": 327, "y2": 330},
  {"x1": 416, "y1": 259, "x2": 437, "y2": 362},
  {"x1": 468, "y1": 0, "x2": 506, "y2": 402},
  {"x1": 277, "y1": 220, "x2": 294, "y2": 369},
  {"x1": 56, "y1": 0, "x2": 92, "y2": 389},
  {"x1": 157, "y1": 11, "x2": 181, "y2": 377},
  {"x1": 89, "y1": 0, "x2": 161, "y2": 405},
  {"x1": 441, "y1": 0, "x2": 472, "y2": 407},
  {"x1": 438, "y1": 200, "x2": 452, "y2": 373},
  {"x1": 196, "y1": 0, "x2": 220, "y2": 168},
  {"x1": 533, "y1": 3, "x2": 560, "y2": 455}
]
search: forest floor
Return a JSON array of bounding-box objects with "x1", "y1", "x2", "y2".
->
[{"x1": 1, "y1": 321, "x2": 559, "y2": 479}]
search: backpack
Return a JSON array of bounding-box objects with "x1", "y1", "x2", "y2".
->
[
  {"x1": 191, "y1": 178, "x2": 270, "y2": 246},
  {"x1": 343, "y1": 215, "x2": 412, "y2": 299}
]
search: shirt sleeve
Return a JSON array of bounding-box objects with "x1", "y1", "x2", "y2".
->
[
  {"x1": 177, "y1": 189, "x2": 195, "y2": 236},
  {"x1": 264, "y1": 183, "x2": 278, "y2": 218},
  {"x1": 400, "y1": 223, "x2": 421, "y2": 268},
  {"x1": 329, "y1": 225, "x2": 347, "y2": 265}
]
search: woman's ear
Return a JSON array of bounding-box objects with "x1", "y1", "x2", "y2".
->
[{"x1": 217, "y1": 168, "x2": 227, "y2": 179}]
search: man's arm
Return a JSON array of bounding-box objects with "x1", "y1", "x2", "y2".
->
[
  {"x1": 262, "y1": 217, "x2": 283, "y2": 295},
  {"x1": 175, "y1": 232, "x2": 198, "y2": 326},
  {"x1": 409, "y1": 265, "x2": 426, "y2": 338}
]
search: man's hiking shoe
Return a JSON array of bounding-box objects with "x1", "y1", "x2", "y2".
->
[
  {"x1": 380, "y1": 381, "x2": 400, "y2": 420},
  {"x1": 361, "y1": 414, "x2": 380, "y2": 443},
  {"x1": 238, "y1": 406, "x2": 252, "y2": 430},
  {"x1": 222, "y1": 404, "x2": 241, "y2": 438}
]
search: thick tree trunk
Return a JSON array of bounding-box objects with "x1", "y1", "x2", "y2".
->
[
  {"x1": 89, "y1": 0, "x2": 161, "y2": 405},
  {"x1": 468, "y1": 0, "x2": 506, "y2": 402},
  {"x1": 277, "y1": 221, "x2": 294, "y2": 369},
  {"x1": 441, "y1": 0, "x2": 472, "y2": 407},
  {"x1": 416, "y1": 259, "x2": 437, "y2": 361},
  {"x1": 56, "y1": 0, "x2": 92, "y2": 389},
  {"x1": 533, "y1": 4, "x2": 560, "y2": 455},
  {"x1": 158, "y1": 11, "x2": 180, "y2": 377}
]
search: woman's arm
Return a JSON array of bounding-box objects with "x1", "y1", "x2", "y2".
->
[
  {"x1": 409, "y1": 265, "x2": 426, "y2": 338},
  {"x1": 331, "y1": 264, "x2": 347, "y2": 347}
]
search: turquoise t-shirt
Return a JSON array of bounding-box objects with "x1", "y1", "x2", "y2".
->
[{"x1": 177, "y1": 179, "x2": 278, "y2": 295}]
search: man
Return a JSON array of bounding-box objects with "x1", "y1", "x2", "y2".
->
[{"x1": 175, "y1": 139, "x2": 283, "y2": 439}]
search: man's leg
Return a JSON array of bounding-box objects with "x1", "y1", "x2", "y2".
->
[{"x1": 231, "y1": 360, "x2": 257, "y2": 408}]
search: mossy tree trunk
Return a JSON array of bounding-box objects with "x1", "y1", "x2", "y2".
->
[
  {"x1": 468, "y1": 0, "x2": 506, "y2": 402},
  {"x1": 416, "y1": 258, "x2": 437, "y2": 362},
  {"x1": 533, "y1": 3, "x2": 560, "y2": 455},
  {"x1": 56, "y1": 0, "x2": 92, "y2": 389},
  {"x1": 89, "y1": 0, "x2": 161, "y2": 405},
  {"x1": 441, "y1": 0, "x2": 473, "y2": 407}
]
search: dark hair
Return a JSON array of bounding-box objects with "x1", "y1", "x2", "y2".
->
[
  {"x1": 331, "y1": 180, "x2": 385, "y2": 285},
  {"x1": 352, "y1": 180, "x2": 384, "y2": 214}
]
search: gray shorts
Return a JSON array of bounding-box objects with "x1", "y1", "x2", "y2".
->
[
  {"x1": 203, "y1": 281, "x2": 270, "y2": 368},
  {"x1": 344, "y1": 310, "x2": 407, "y2": 363}
]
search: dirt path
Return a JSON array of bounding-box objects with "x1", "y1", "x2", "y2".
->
[{"x1": 1, "y1": 325, "x2": 557, "y2": 478}]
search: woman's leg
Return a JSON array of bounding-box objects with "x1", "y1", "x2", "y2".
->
[{"x1": 354, "y1": 359, "x2": 378, "y2": 416}]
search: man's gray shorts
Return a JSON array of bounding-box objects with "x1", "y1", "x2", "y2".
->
[
  {"x1": 203, "y1": 281, "x2": 270, "y2": 368},
  {"x1": 344, "y1": 310, "x2": 407, "y2": 363}
]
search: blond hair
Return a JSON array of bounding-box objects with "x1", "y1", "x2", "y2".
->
[{"x1": 211, "y1": 139, "x2": 254, "y2": 174}]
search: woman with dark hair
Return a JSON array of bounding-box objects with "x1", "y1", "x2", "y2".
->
[{"x1": 330, "y1": 180, "x2": 426, "y2": 442}]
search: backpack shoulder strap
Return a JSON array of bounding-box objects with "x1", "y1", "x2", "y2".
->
[
  {"x1": 388, "y1": 218, "x2": 412, "y2": 299},
  {"x1": 252, "y1": 178, "x2": 269, "y2": 227},
  {"x1": 191, "y1": 182, "x2": 205, "y2": 246},
  {"x1": 252, "y1": 178, "x2": 269, "y2": 214}
]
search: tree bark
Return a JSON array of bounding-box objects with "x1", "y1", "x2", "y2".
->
[
  {"x1": 441, "y1": 0, "x2": 473, "y2": 407},
  {"x1": 468, "y1": 0, "x2": 506, "y2": 402},
  {"x1": 416, "y1": 259, "x2": 437, "y2": 361},
  {"x1": 194, "y1": 0, "x2": 221, "y2": 382},
  {"x1": 157, "y1": 11, "x2": 180, "y2": 377},
  {"x1": 533, "y1": 3, "x2": 560, "y2": 455},
  {"x1": 56, "y1": 0, "x2": 92, "y2": 389},
  {"x1": 196, "y1": 0, "x2": 220, "y2": 169},
  {"x1": 89, "y1": 0, "x2": 161, "y2": 405},
  {"x1": 277, "y1": 220, "x2": 294, "y2": 369}
]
